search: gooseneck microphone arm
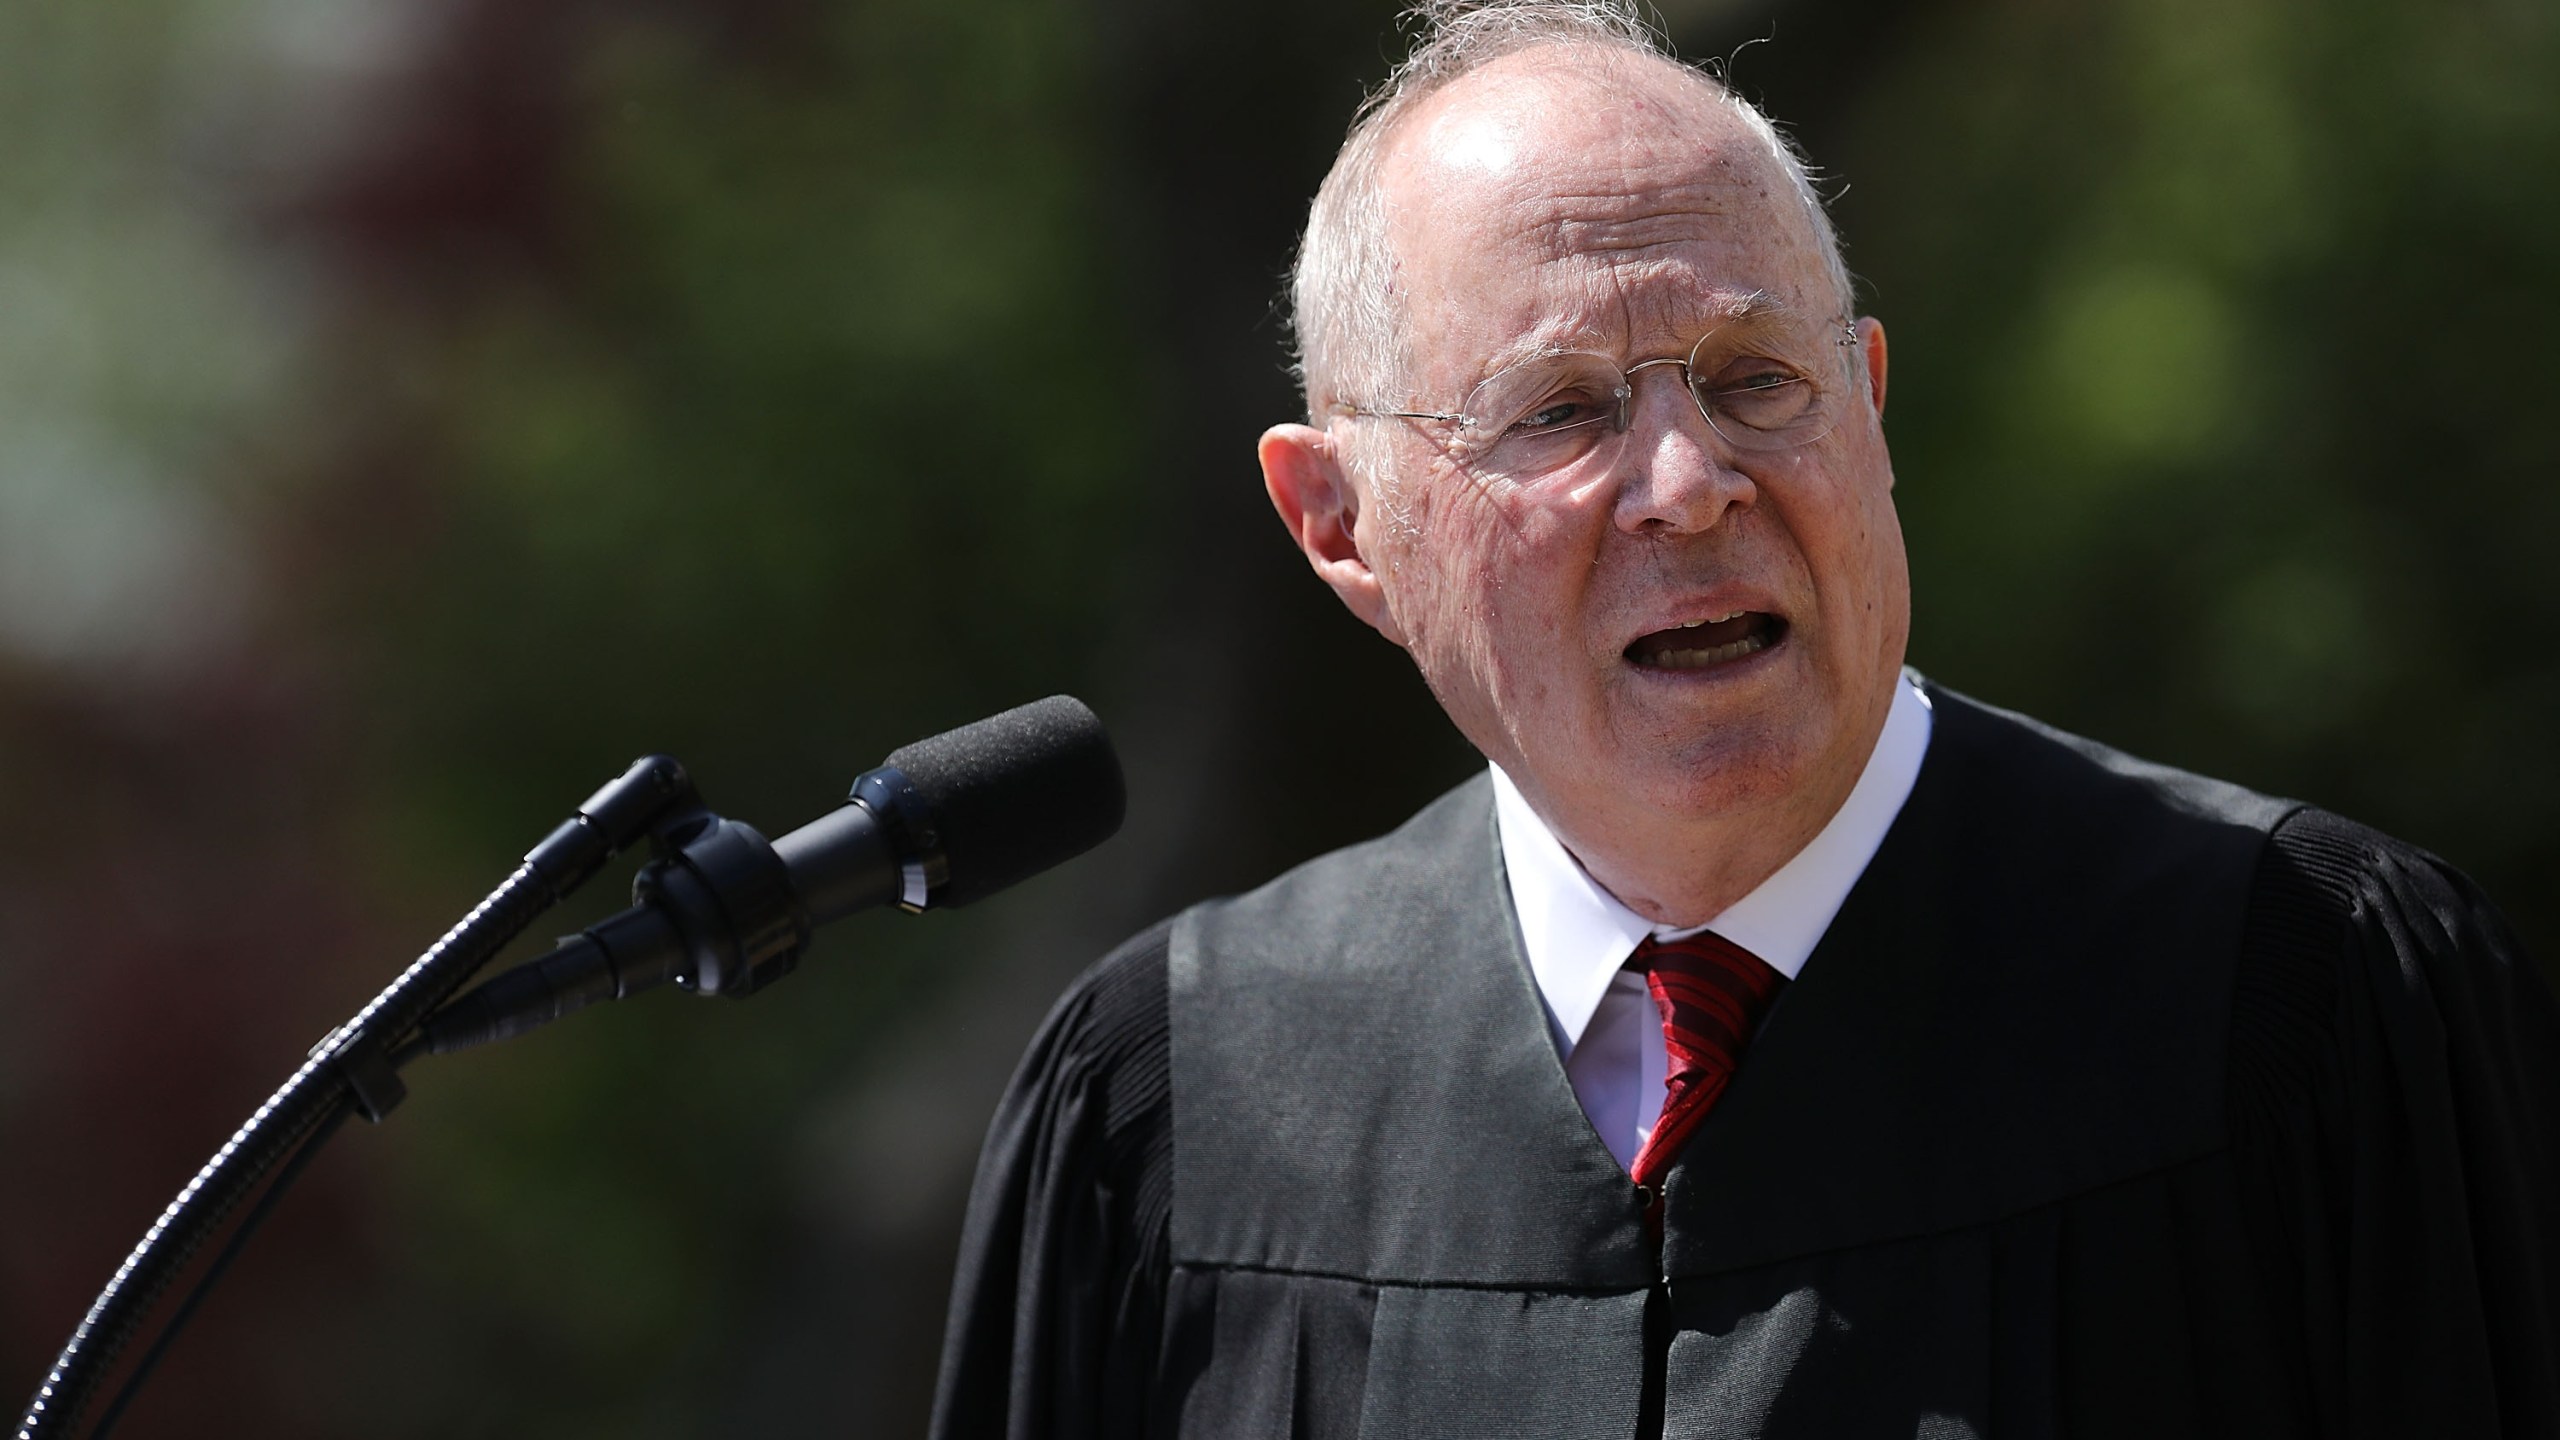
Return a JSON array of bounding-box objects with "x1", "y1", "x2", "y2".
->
[
  {"x1": 14, "y1": 752, "x2": 697, "y2": 1440},
  {"x1": 15, "y1": 697, "x2": 1124, "y2": 1440}
]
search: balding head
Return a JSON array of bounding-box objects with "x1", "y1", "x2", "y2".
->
[
  {"x1": 1375, "y1": 47, "x2": 1846, "y2": 409},
  {"x1": 1289, "y1": 3, "x2": 1850, "y2": 427}
]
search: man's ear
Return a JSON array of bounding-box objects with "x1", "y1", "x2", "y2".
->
[
  {"x1": 1856, "y1": 315, "x2": 1889, "y2": 417},
  {"x1": 1259, "y1": 423, "x2": 1407, "y2": 646}
]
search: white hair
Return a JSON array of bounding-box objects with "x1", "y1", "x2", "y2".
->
[{"x1": 1288, "y1": 0, "x2": 1854, "y2": 428}]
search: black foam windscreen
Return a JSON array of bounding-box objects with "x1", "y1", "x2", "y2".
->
[{"x1": 883, "y1": 695, "x2": 1125, "y2": 907}]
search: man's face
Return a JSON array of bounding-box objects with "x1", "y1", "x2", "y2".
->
[{"x1": 1348, "y1": 52, "x2": 1909, "y2": 836}]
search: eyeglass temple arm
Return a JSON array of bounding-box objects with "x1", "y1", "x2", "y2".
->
[{"x1": 1333, "y1": 402, "x2": 1468, "y2": 424}]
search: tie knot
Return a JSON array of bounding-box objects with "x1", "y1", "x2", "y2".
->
[
  {"x1": 1630, "y1": 932, "x2": 1787, "y2": 1064},
  {"x1": 1625, "y1": 932, "x2": 1788, "y2": 1196}
]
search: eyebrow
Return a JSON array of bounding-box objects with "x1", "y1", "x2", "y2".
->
[
  {"x1": 1685, "y1": 289, "x2": 1801, "y2": 339},
  {"x1": 1470, "y1": 287, "x2": 1801, "y2": 380},
  {"x1": 1721, "y1": 288, "x2": 1790, "y2": 321}
]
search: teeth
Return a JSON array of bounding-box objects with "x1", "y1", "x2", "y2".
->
[
  {"x1": 1678, "y1": 610, "x2": 1746, "y2": 629},
  {"x1": 1645, "y1": 630, "x2": 1773, "y2": 670}
]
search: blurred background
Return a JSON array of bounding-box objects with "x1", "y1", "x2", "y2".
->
[{"x1": 3, "y1": 0, "x2": 2553, "y2": 1432}]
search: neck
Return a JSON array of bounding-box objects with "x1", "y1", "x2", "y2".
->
[
  {"x1": 1516, "y1": 697, "x2": 1897, "y2": 930},
  {"x1": 1565, "y1": 793, "x2": 1845, "y2": 930}
]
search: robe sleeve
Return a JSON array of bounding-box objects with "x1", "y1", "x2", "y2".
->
[
  {"x1": 2229, "y1": 807, "x2": 2560, "y2": 1438},
  {"x1": 928, "y1": 921, "x2": 1176, "y2": 1440}
]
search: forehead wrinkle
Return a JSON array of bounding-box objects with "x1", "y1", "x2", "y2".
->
[
  {"x1": 1476, "y1": 252, "x2": 1789, "y2": 373},
  {"x1": 1449, "y1": 260, "x2": 1640, "y2": 379},
  {"x1": 1539, "y1": 198, "x2": 1741, "y2": 259}
]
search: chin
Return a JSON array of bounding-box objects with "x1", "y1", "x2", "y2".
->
[
  {"x1": 1615, "y1": 713, "x2": 1833, "y2": 820},
  {"x1": 1642, "y1": 751, "x2": 1810, "y2": 821}
]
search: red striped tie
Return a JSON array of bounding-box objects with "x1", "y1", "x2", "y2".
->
[{"x1": 1627, "y1": 932, "x2": 1787, "y2": 1214}]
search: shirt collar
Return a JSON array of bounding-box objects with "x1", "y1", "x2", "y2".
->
[{"x1": 1492, "y1": 673, "x2": 1934, "y2": 1053}]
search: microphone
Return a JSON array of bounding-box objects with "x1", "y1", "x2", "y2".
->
[
  {"x1": 789, "y1": 690, "x2": 1127, "y2": 916},
  {"x1": 421, "y1": 696, "x2": 1123, "y2": 1054}
]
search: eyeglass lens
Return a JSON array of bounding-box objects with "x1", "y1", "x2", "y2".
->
[{"x1": 1449, "y1": 321, "x2": 1852, "y2": 478}]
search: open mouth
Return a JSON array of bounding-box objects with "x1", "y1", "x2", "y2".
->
[{"x1": 1624, "y1": 611, "x2": 1788, "y2": 671}]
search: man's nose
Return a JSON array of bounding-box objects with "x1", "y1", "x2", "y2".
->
[{"x1": 1611, "y1": 368, "x2": 1756, "y2": 535}]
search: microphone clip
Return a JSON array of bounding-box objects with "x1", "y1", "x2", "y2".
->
[
  {"x1": 646, "y1": 815, "x2": 809, "y2": 999},
  {"x1": 849, "y1": 765, "x2": 949, "y2": 912}
]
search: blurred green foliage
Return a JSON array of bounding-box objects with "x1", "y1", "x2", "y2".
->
[
  {"x1": 348, "y1": 1, "x2": 1137, "y2": 859},
  {"x1": 1828, "y1": 0, "x2": 2560, "y2": 900}
]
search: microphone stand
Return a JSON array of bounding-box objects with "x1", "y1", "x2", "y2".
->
[
  {"x1": 14, "y1": 754, "x2": 703, "y2": 1440},
  {"x1": 19, "y1": 693, "x2": 1124, "y2": 1439}
]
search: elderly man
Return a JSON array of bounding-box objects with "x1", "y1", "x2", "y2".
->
[{"x1": 931, "y1": 4, "x2": 2560, "y2": 1437}]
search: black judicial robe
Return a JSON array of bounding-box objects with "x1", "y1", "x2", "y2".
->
[{"x1": 930, "y1": 687, "x2": 2560, "y2": 1439}]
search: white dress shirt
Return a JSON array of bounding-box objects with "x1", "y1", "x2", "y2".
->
[{"x1": 1491, "y1": 674, "x2": 1935, "y2": 1169}]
